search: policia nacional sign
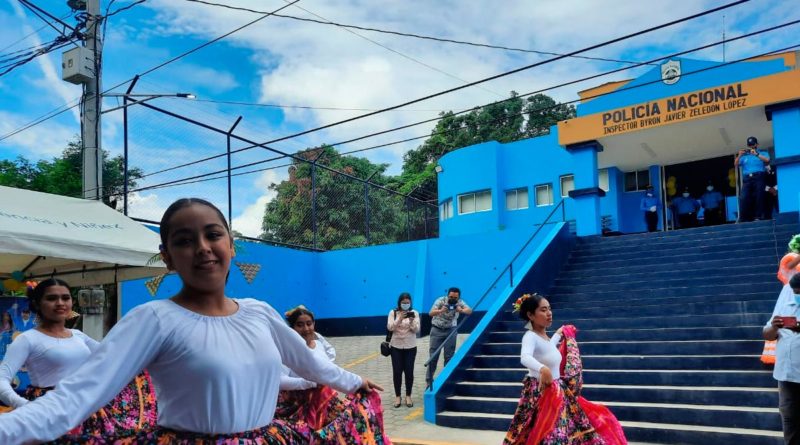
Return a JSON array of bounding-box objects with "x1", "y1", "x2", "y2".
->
[{"x1": 557, "y1": 69, "x2": 800, "y2": 146}]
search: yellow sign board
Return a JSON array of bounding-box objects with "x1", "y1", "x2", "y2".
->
[{"x1": 557, "y1": 69, "x2": 800, "y2": 146}]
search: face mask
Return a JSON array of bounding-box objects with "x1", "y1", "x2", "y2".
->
[
  {"x1": 448, "y1": 297, "x2": 458, "y2": 304},
  {"x1": 707, "y1": 186, "x2": 713, "y2": 191},
  {"x1": 400, "y1": 303, "x2": 411, "y2": 310},
  {"x1": 683, "y1": 193, "x2": 690, "y2": 198},
  {"x1": 646, "y1": 192, "x2": 653, "y2": 197}
]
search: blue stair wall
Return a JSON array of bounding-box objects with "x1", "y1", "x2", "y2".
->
[{"x1": 436, "y1": 215, "x2": 798, "y2": 445}]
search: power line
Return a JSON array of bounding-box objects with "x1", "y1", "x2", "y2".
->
[
  {"x1": 141, "y1": 1, "x2": 760, "y2": 177},
  {"x1": 0, "y1": 11, "x2": 72, "y2": 54},
  {"x1": 118, "y1": 40, "x2": 800, "y2": 198},
  {"x1": 230, "y1": 1, "x2": 752, "y2": 153},
  {"x1": 191, "y1": 98, "x2": 447, "y2": 112},
  {"x1": 319, "y1": 18, "x2": 800, "y2": 153},
  {"x1": 104, "y1": 0, "x2": 148, "y2": 19},
  {"x1": 185, "y1": 0, "x2": 649, "y2": 66},
  {"x1": 280, "y1": 1, "x2": 503, "y2": 98},
  {"x1": 0, "y1": 0, "x2": 297, "y2": 145}
]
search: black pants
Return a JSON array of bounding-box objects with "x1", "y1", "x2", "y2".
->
[
  {"x1": 704, "y1": 207, "x2": 723, "y2": 226},
  {"x1": 644, "y1": 211, "x2": 658, "y2": 232},
  {"x1": 780, "y1": 380, "x2": 800, "y2": 445},
  {"x1": 677, "y1": 212, "x2": 696, "y2": 229},
  {"x1": 740, "y1": 172, "x2": 765, "y2": 222},
  {"x1": 390, "y1": 346, "x2": 417, "y2": 397}
]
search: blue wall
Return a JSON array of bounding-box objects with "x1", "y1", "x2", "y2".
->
[
  {"x1": 437, "y1": 133, "x2": 623, "y2": 236},
  {"x1": 121, "y1": 223, "x2": 558, "y2": 334}
]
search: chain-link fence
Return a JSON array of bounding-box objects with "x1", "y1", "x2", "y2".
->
[{"x1": 122, "y1": 101, "x2": 438, "y2": 251}]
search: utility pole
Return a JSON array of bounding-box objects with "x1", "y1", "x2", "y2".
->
[{"x1": 82, "y1": 0, "x2": 103, "y2": 201}]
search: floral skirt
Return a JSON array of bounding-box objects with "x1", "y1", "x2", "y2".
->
[
  {"x1": 275, "y1": 387, "x2": 392, "y2": 445},
  {"x1": 23, "y1": 371, "x2": 157, "y2": 443},
  {"x1": 53, "y1": 420, "x2": 305, "y2": 445},
  {"x1": 503, "y1": 376, "x2": 604, "y2": 445}
]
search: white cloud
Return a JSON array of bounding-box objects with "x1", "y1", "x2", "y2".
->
[
  {"x1": 231, "y1": 169, "x2": 283, "y2": 237},
  {"x1": 127, "y1": 192, "x2": 169, "y2": 222},
  {"x1": 140, "y1": 0, "x2": 761, "y2": 171},
  {"x1": 0, "y1": 111, "x2": 76, "y2": 158}
]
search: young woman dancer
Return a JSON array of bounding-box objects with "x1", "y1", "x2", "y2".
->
[
  {"x1": 0, "y1": 279, "x2": 157, "y2": 438},
  {"x1": 0, "y1": 198, "x2": 381, "y2": 444},
  {"x1": 276, "y1": 306, "x2": 391, "y2": 444},
  {"x1": 503, "y1": 293, "x2": 626, "y2": 445}
]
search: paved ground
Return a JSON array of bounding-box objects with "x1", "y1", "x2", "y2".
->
[{"x1": 328, "y1": 333, "x2": 506, "y2": 445}]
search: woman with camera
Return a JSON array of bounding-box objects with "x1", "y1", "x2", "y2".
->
[{"x1": 387, "y1": 292, "x2": 420, "y2": 408}]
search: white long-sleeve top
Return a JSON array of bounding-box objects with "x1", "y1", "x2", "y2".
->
[
  {"x1": 0, "y1": 329, "x2": 99, "y2": 408},
  {"x1": 520, "y1": 328, "x2": 562, "y2": 380},
  {"x1": 279, "y1": 333, "x2": 336, "y2": 390},
  {"x1": 387, "y1": 310, "x2": 420, "y2": 349},
  {"x1": 0, "y1": 298, "x2": 363, "y2": 444}
]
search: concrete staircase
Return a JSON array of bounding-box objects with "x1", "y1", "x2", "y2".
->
[{"x1": 436, "y1": 217, "x2": 797, "y2": 444}]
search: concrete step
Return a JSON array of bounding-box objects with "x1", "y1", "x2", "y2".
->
[
  {"x1": 479, "y1": 339, "x2": 765, "y2": 356},
  {"x1": 472, "y1": 354, "x2": 768, "y2": 370},
  {"x1": 496, "y1": 299, "x2": 776, "y2": 320},
  {"x1": 462, "y1": 368, "x2": 775, "y2": 387},
  {"x1": 487, "y1": 325, "x2": 766, "y2": 342},
  {"x1": 493, "y1": 312, "x2": 771, "y2": 330},
  {"x1": 451, "y1": 383, "x2": 778, "y2": 407},
  {"x1": 548, "y1": 292, "x2": 778, "y2": 312}
]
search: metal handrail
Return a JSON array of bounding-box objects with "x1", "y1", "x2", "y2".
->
[{"x1": 424, "y1": 199, "x2": 567, "y2": 387}]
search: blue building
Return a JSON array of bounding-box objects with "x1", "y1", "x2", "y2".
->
[
  {"x1": 118, "y1": 52, "x2": 800, "y2": 444},
  {"x1": 437, "y1": 52, "x2": 800, "y2": 238}
]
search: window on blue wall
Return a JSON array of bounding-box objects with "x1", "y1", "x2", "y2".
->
[
  {"x1": 535, "y1": 184, "x2": 553, "y2": 207},
  {"x1": 624, "y1": 169, "x2": 650, "y2": 192},
  {"x1": 559, "y1": 175, "x2": 575, "y2": 198},
  {"x1": 599, "y1": 169, "x2": 610, "y2": 192},
  {"x1": 439, "y1": 199, "x2": 454, "y2": 221},
  {"x1": 458, "y1": 190, "x2": 492, "y2": 215},
  {"x1": 505, "y1": 188, "x2": 529, "y2": 210}
]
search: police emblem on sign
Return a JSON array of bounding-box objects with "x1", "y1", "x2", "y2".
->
[{"x1": 661, "y1": 60, "x2": 681, "y2": 85}]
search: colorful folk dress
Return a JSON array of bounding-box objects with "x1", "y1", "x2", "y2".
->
[{"x1": 503, "y1": 325, "x2": 627, "y2": 445}]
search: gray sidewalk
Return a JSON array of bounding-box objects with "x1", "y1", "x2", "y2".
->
[{"x1": 327, "y1": 333, "x2": 506, "y2": 445}]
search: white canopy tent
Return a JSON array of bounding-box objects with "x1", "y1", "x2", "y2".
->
[{"x1": 0, "y1": 186, "x2": 166, "y2": 286}]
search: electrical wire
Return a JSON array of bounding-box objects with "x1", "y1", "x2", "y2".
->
[
  {"x1": 0, "y1": 0, "x2": 297, "y2": 144},
  {"x1": 190, "y1": 98, "x2": 447, "y2": 112},
  {"x1": 112, "y1": 41, "x2": 800, "y2": 199},
  {"x1": 184, "y1": 0, "x2": 650, "y2": 66},
  {"x1": 104, "y1": 0, "x2": 148, "y2": 20},
  {"x1": 280, "y1": 1, "x2": 503, "y2": 98},
  {"x1": 224, "y1": 0, "x2": 753, "y2": 153},
  {"x1": 138, "y1": 12, "x2": 791, "y2": 182}
]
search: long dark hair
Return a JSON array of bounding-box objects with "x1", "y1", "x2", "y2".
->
[
  {"x1": 159, "y1": 198, "x2": 230, "y2": 247},
  {"x1": 27, "y1": 278, "x2": 71, "y2": 317},
  {"x1": 396, "y1": 292, "x2": 412, "y2": 311},
  {"x1": 518, "y1": 293, "x2": 546, "y2": 321}
]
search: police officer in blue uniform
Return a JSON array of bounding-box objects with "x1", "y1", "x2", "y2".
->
[
  {"x1": 735, "y1": 136, "x2": 770, "y2": 222},
  {"x1": 640, "y1": 184, "x2": 660, "y2": 232},
  {"x1": 700, "y1": 182, "x2": 724, "y2": 226},
  {"x1": 671, "y1": 187, "x2": 700, "y2": 229}
]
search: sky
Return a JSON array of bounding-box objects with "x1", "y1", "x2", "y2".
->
[{"x1": 0, "y1": 0, "x2": 797, "y2": 236}]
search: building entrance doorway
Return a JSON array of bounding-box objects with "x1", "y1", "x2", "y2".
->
[{"x1": 662, "y1": 155, "x2": 736, "y2": 230}]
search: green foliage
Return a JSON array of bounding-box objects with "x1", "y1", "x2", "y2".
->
[
  {"x1": 399, "y1": 92, "x2": 576, "y2": 197},
  {"x1": 260, "y1": 92, "x2": 574, "y2": 250},
  {"x1": 0, "y1": 137, "x2": 143, "y2": 209},
  {"x1": 261, "y1": 145, "x2": 406, "y2": 250}
]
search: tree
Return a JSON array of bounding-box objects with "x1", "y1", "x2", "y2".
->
[
  {"x1": 261, "y1": 145, "x2": 407, "y2": 250},
  {"x1": 0, "y1": 137, "x2": 143, "y2": 209},
  {"x1": 398, "y1": 92, "x2": 576, "y2": 197}
]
